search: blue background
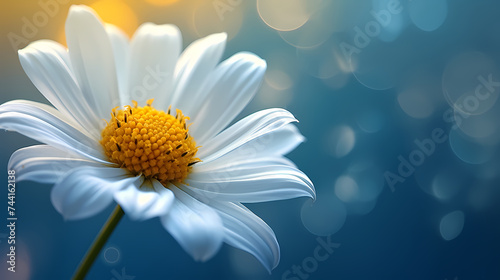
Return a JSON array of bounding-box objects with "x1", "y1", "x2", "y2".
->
[{"x1": 1, "y1": 0, "x2": 500, "y2": 279}]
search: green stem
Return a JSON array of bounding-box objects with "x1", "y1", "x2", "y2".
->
[{"x1": 72, "y1": 205, "x2": 124, "y2": 280}]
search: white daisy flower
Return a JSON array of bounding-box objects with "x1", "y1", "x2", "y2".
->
[{"x1": 1, "y1": 5, "x2": 315, "y2": 272}]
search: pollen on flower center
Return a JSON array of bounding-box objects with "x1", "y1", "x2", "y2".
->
[{"x1": 100, "y1": 99, "x2": 199, "y2": 185}]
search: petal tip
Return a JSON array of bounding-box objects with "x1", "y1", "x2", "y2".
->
[
  {"x1": 249, "y1": 54, "x2": 267, "y2": 69},
  {"x1": 67, "y1": 5, "x2": 102, "y2": 27},
  {"x1": 105, "y1": 23, "x2": 128, "y2": 38},
  {"x1": 218, "y1": 32, "x2": 228, "y2": 40},
  {"x1": 17, "y1": 42, "x2": 38, "y2": 56},
  {"x1": 309, "y1": 188, "x2": 317, "y2": 201},
  {"x1": 162, "y1": 24, "x2": 181, "y2": 37},
  {"x1": 137, "y1": 22, "x2": 180, "y2": 37},
  {"x1": 207, "y1": 32, "x2": 228, "y2": 45},
  {"x1": 68, "y1": 4, "x2": 96, "y2": 16},
  {"x1": 233, "y1": 52, "x2": 267, "y2": 70}
]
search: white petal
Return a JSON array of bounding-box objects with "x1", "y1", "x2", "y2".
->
[
  {"x1": 194, "y1": 155, "x2": 297, "y2": 173},
  {"x1": 197, "y1": 108, "x2": 297, "y2": 162},
  {"x1": 27, "y1": 39, "x2": 72, "y2": 66},
  {"x1": 185, "y1": 159, "x2": 315, "y2": 203},
  {"x1": 0, "y1": 100, "x2": 109, "y2": 163},
  {"x1": 65, "y1": 5, "x2": 120, "y2": 123},
  {"x1": 18, "y1": 40, "x2": 102, "y2": 139},
  {"x1": 114, "y1": 179, "x2": 174, "y2": 221},
  {"x1": 169, "y1": 33, "x2": 227, "y2": 116},
  {"x1": 197, "y1": 124, "x2": 304, "y2": 171},
  {"x1": 180, "y1": 187, "x2": 280, "y2": 272},
  {"x1": 9, "y1": 145, "x2": 102, "y2": 184},
  {"x1": 50, "y1": 166, "x2": 137, "y2": 220},
  {"x1": 190, "y1": 52, "x2": 267, "y2": 143},
  {"x1": 105, "y1": 24, "x2": 130, "y2": 101},
  {"x1": 250, "y1": 124, "x2": 305, "y2": 156},
  {"x1": 126, "y1": 23, "x2": 181, "y2": 107},
  {"x1": 216, "y1": 203, "x2": 279, "y2": 272},
  {"x1": 160, "y1": 185, "x2": 223, "y2": 262}
]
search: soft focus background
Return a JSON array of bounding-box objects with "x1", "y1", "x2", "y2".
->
[{"x1": 1, "y1": 0, "x2": 500, "y2": 279}]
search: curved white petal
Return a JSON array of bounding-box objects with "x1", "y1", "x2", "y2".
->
[
  {"x1": 190, "y1": 52, "x2": 267, "y2": 143},
  {"x1": 0, "y1": 100, "x2": 109, "y2": 163},
  {"x1": 245, "y1": 124, "x2": 304, "y2": 156},
  {"x1": 18, "y1": 40, "x2": 102, "y2": 139},
  {"x1": 105, "y1": 24, "x2": 130, "y2": 101},
  {"x1": 169, "y1": 33, "x2": 227, "y2": 116},
  {"x1": 50, "y1": 166, "x2": 138, "y2": 220},
  {"x1": 178, "y1": 190, "x2": 280, "y2": 272},
  {"x1": 24, "y1": 39, "x2": 72, "y2": 66},
  {"x1": 197, "y1": 108, "x2": 297, "y2": 162},
  {"x1": 160, "y1": 185, "x2": 223, "y2": 262},
  {"x1": 114, "y1": 179, "x2": 174, "y2": 221},
  {"x1": 216, "y1": 203, "x2": 279, "y2": 273},
  {"x1": 65, "y1": 5, "x2": 120, "y2": 124},
  {"x1": 126, "y1": 23, "x2": 181, "y2": 107},
  {"x1": 9, "y1": 145, "x2": 103, "y2": 184},
  {"x1": 197, "y1": 124, "x2": 304, "y2": 171},
  {"x1": 185, "y1": 159, "x2": 315, "y2": 203},
  {"x1": 194, "y1": 155, "x2": 297, "y2": 173}
]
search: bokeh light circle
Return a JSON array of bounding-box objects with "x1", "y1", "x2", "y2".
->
[
  {"x1": 439, "y1": 210, "x2": 465, "y2": 241},
  {"x1": 442, "y1": 52, "x2": 500, "y2": 116},
  {"x1": 90, "y1": 0, "x2": 138, "y2": 36},
  {"x1": 346, "y1": 160, "x2": 385, "y2": 202},
  {"x1": 431, "y1": 171, "x2": 462, "y2": 201},
  {"x1": 397, "y1": 88, "x2": 435, "y2": 119},
  {"x1": 264, "y1": 70, "x2": 293, "y2": 90},
  {"x1": 409, "y1": 0, "x2": 448, "y2": 32},
  {"x1": 326, "y1": 125, "x2": 356, "y2": 158},
  {"x1": 356, "y1": 110, "x2": 384, "y2": 133},
  {"x1": 301, "y1": 195, "x2": 347, "y2": 236},
  {"x1": 103, "y1": 246, "x2": 120, "y2": 264},
  {"x1": 256, "y1": 81, "x2": 293, "y2": 107},
  {"x1": 278, "y1": 1, "x2": 336, "y2": 48},
  {"x1": 296, "y1": 36, "x2": 352, "y2": 80},
  {"x1": 334, "y1": 175, "x2": 359, "y2": 202},
  {"x1": 192, "y1": 0, "x2": 243, "y2": 41},
  {"x1": 449, "y1": 129, "x2": 494, "y2": 165},
  {"x1": 371, "y1": 0, "x2": 409, "y2": 42},
  {"x1": 257, "y1": 0, "x2": 321, "y2": 31}
]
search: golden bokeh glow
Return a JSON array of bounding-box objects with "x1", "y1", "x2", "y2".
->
[
  {"x1": 144, "y1": 0, "x2": 179, "y2": 6},
  {"x1": 58, "y1": 0, "x2": 138, "y2": 46},
  {"x1": 90, "y1": 0, "x2": 138, "y2": 36}
]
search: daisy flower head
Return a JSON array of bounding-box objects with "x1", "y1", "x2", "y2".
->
[{"x1": 2, "y1": 5, "x2": 315, "y2": 271}]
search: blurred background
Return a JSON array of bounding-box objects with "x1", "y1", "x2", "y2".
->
[{"x1": 1, "y1": 0, "x2": 500, "y2": 279}]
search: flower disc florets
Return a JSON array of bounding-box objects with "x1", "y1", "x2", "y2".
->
[{"x1": 101, "y1": 99, "x2": 199, "y2": 184}]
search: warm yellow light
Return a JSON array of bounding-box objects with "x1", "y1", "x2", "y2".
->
[
  {"x1": 57, "y1": 28, "x2": 66, "y2": 46},
  {"x1": 90, "y1": 0, "x2": 138, "y2": 37},
  {"x1": 144, "y1": 0, "x2": 179, "y2": 6},
  {"x1": 57, "y1": 1, "x2": 138, "y2": 46}
]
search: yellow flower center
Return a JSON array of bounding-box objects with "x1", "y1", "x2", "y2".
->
[{"x1": 100, "y1": 99, "x2": 199, "y2": 185}]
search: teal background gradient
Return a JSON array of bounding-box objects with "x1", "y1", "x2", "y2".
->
[{"x1": 1, "y1": 0, "x2": 500, "y2": 279}]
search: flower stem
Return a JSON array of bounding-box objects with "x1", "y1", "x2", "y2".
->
[{"x1": 72, "y1": 205, "x2": 124, "y2": 280}]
